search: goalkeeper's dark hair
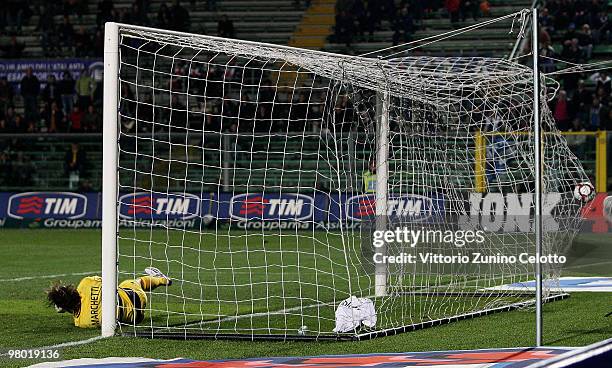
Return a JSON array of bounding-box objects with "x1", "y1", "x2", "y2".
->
[{"x1": 46, "y1": 281, "x2": 81, "y2": 314}]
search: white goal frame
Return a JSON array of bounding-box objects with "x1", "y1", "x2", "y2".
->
[{"x1": 100, "y1": 16, "x2": 556, "y2": 342}]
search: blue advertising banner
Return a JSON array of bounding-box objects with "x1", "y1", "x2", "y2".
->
[
  {"x1": 0, "y1": 192, "x2": 100, "y2": 220},
  {"x1": 0, "y1": 191, "x2": 446, "y2": 229},
  {"x1": 1, "y1": 191, "x2": 610, "y2": 233},
  {"x1": 0, "y1": 59, "x2": 103, "y2": 88}
]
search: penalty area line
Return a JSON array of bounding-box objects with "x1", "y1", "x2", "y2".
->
[
  {"x1": 0, "y1": 336, "x2": 106, "y2": 358},
  {"x1": 37, "y1": 335, "x2": 106, "y2": 350}
]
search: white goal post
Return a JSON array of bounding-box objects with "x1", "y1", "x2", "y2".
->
[
  {"x1": 102, "y1": 21, "x2": 119, "y2": 338},
  {"x1": 101, "y1": 20, "x2": 589, "y2": 341}
]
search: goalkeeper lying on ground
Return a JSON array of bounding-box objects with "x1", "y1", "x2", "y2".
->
[{"x1": 46, "y1": 267, "x2": 172, "y2": 328}]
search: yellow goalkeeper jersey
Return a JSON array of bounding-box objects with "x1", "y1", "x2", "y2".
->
[
  {"x1": 73, "y1": 275, "x2": 160, "y2": 328},
  {"x1": 74, "y1": 276, "x2": 102, "y2": 328}
]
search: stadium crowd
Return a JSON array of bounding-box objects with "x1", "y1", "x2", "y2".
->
[
  {"x1": 536, "y1": 0, "x2": 612, "y2": 132},
  {"x1": 0, "y1": 68, "x2": 103, "y2": 133},
  {"x1": 333, "y1": 0, "x2": 491, "y2": 47},
  {"x1": 1, "y1": 1, "x2": 185, "y2": 59},
  {"x1": 0, "y1": 0, "x2": 234, "y2": 134},
  {"x1": 0, "y1": 0, "x2": 611, "y2": 135}
]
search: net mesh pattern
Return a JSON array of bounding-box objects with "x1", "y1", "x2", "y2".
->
[{"x1": 112, "y1": 27, "x2": 588, "y2": 339}]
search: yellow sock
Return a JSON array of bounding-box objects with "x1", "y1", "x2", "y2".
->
[{"x1": 138, "y1": 276, "x2": 170, "y2": 291}]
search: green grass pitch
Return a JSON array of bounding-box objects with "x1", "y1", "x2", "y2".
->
[
  {"x1": 0, "y1": 229, "x2": 610, "y2": 367},
  {"x1": 114, "y1": 227, "x2": 531, "y2": 338}
]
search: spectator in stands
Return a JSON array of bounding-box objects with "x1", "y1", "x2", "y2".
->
[
  {"x1": 92, "y1": 74, "x2": 104, "y2": 108},
  {"x1": 572, "y1": 80, "x2": 592, "y2": 111},
  {"x1": 65, "y1": 143, "x2": 86, "y2": 189},
  {"x1": 10, "y1": 114, "x2": 26, "y2": 133},
  {"x1": 59, "y1": 71, "x2": 76, "y2": 116},
  {"x1": 78, "y1": 178, "x2": 93, "y2": 192},
  {"x1": 551, "y1": 90, "x2": 572, "y2": 130},
  {"x1": 97, "y1": 0, "x2": 115, "y2": 26},
  {"x1": 218, "y1": 15, "x2": 235, "y2": 38},
  {"x1": 92, "y1": 29, "x2": 105, "y2": 57},
  {"x1": 69, "y1": 105, "x2": 84, "y2": 132},
  {"x1": 0, "y1": 151, "x2": 10, "y2": 185},
  {"x1": 37, "y1": 6, "x2": 58, "y2": 57},
  {"x1": 539, "y1": 8, "x2": 555, "y2": 32},
  {"x1": 5, "y1": 1, "x2": 31, "y2": 34},
  {"x1": 598, "y1": 13, "x2": 611, "y2": 44},
  {"x1": 0, "y1": 77, "x2": 14, "y2": 119},
  {"x1": 42, "y1": 75, "x2": 60, "y2": 107},
  {"x1": 578, "y1": 24, "x2": 594, "y2": 59},
  {"x1": 335, "y1": 10, "x2": 355, "y2": 47},
  {"x1": 563, "y1": 23, "x2": 578, "y2": 43},
  {"x1": 2, "y1": 106, "x2": 17, "y2": 133},
  {"x1": 252, "y1": 105, "x2": 269, "y2": 132},
  {"x1": 596, "y1": 87, "x2": 609, "y2": 111},
  {"x1": 561, "y1": 38, "x2": 584, "y2": 64},
  {"x1": 91, "y1": 28, "x2": 104, "y2": 57},
  {"x1": 44, "y1": 101, "x2": 66, "y2": 133},
  {"x1": 379, "y1": 0, "x2": 397, "y2": 24},
  {"x1": 0, "y1": 36, "x2": 25, "y2": 58},
  {"x1": 365, "y1": 0, "x2": 381, "y2": 25},
  {"x1": 479, "y1": 0, "x2": 490, "y2": 17},
  {"x1": 592, "y1": 71, "x2": 612, "y2": 94},
  {"x1": 566, "y1": 118, "x2": 587, "y2": 156},
  {"x1": 134, "y1": 0, "x2": 150, "y2": 18},
  {"x1": 128, "y1": 3, "x2": 149, "y2": 26},
  {"x1": 539, "y1": 37, "x2": 558, "y2": 74},
  {"x1": 445, "y1": 0, "x2": 461, "y2": 27},
  {"x1": 410, "y1": 0, "x2": 427, "y2": 22},
  {"x1": 59, "y1": 15, "x2": 75, "y2": 56},
  {"x1": 117, "y1": 7, "x2": 130, "y2": 24},
  {"x1": 393, "y1": 6, "x2": 415, "y2": 45},
  {"x1": 76, "y1": 69, "x2": 94, "y2": 110},
  {"x1": 203, "y1": 111, "x2": 221, "y2": 133},
  {"x1": 20, "y1": 68, "x2": 40, "y2": 124},
  {"x1": 63, "y1": 0, "x2": 86, "y2": 19},
  {"x1": 157, "y1": 3, "x2": 172, "y2": 29},
  {"x1": 82, "y1": 105, "x2": 101, "y2": 132},
  {"x1": 588, "y1": 98, "x2": 604, "y2": 130},
  {"x1": 169, "y1": 95, "x2": 187, "y2": 128},
  {"x1": 461, "y1": 0, "x2": 480, "y2": 22},
  {"x1": 12, "y1": 152, "x2": 34, "y2": 186},
  {"x1": 291, "y1": 93, "x2": 308, "y2": 122},
  {"x1": 334, "y1": 95, "x2": 353, "y2": 131},
  {"x1": 171, "y1": 0, "x2": 190, "y2": 32},
  {"x1": 74, "y1": 26, "x2": 92, "y2": 57},
  {"x1": 350, "y1": 0, "x2": 367, "y2": 39}
]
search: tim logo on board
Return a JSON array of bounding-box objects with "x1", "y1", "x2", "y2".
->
[
  {"x1": 119, "y1": 192, "x2": 200, "y2": 220},
  {"x1": 8, "y1": 192, "x2": 87, "y2": 219},
  {"x1": 230, "y1": 193, "x2": 314, "y2": 221},
  {"x1": 345, "y1": 194, "x2": 435, "y2": 221}
]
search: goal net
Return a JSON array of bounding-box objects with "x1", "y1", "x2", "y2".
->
[{"x1": 102, "y1": 22, "x2": 589, "y2": 340}]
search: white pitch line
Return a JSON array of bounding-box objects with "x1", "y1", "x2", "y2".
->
[
  {"x1": 0, "y1": 336, "x2": 106, "y2": 359},
  {"x1": 36, "y1": 336, "x2": 105, "y2": 350},
  {"x1": 0, "y1": 271, "x2": 98, "y2": 282}
]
